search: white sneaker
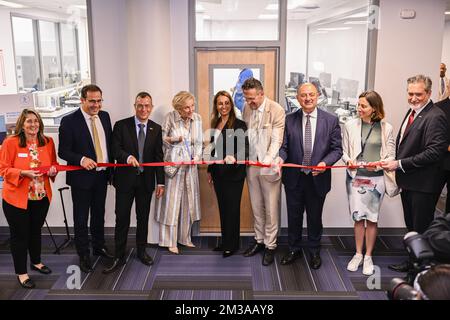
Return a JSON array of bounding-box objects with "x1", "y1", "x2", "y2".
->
[
  {"x1": 363, "y1": 256, "x2": 374, "y2": 275},
  {"x1": 347, "y1": 253, "x2": 363, "y2": 272}
]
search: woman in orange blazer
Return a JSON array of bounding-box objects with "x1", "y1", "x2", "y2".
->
[{"x1": 0, "y1": 109, "x2": 58, "y2": 289}]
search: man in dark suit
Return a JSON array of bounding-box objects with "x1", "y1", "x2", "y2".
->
[
  {"x1": 278, "y1": 83, "x2": 342, "y2": 269},
  {"x1": 382, "y1": 75, "x2": 448, "y2": 272},
  {"x1": 103, "y1": 92, "x2": 164, "y2": 274},
  {"x1": 59, "y1": 84, "x2": 114, "y2": 273},
  {"x1": 435, "y1": 92, "x2": 450, "y2": 214}
]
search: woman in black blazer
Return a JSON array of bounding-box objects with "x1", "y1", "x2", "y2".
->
[{"x1": 207, "y1": 91, "x2": 248, "y2": 257}]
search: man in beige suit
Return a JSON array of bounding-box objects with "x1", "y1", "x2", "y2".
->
[
  {"x1": 438, "y1": 63, "x2": 450, "y2": 102},
  {"x1": 241, "y1": 78, "x2": 285, "y2": 266}
]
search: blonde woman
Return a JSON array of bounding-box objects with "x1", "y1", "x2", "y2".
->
[
  {"x1": 156, "y1": 91, "x2": 203, "y2": 254},
  {"x1": 342, "y1": 90, "x2": 398, "y2": 276}
]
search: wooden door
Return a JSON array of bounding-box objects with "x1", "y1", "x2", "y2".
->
[{"x1": 195, "y1": 49, "x2": 278, "y2": 233}]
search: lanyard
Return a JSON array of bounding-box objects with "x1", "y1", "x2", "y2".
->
[{"x1": 360, "y1": 122, "x2": 376, "y2": 155}]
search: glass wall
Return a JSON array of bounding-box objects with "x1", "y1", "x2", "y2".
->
[
  {"x1": 195, "y1": 0, "x2": 279, "y2": 41},
  {"x1": 60, "y1": 23, "x2": 81, "y2": 86},
  {"x1": 39, "y1": 20, "x2": 62, "y2": 90},
  {"x1": 285, "y1": 0, "x2": 370, "y2": 123},
  {"x1": 11, "y1": 17, "x2": 40, "y2": 92}
]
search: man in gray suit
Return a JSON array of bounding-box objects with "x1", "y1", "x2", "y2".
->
[{"x1": 241, "y1": 78, "x2": 285, "y2": 266}]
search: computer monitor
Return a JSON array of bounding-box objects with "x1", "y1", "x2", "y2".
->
[
  {"x1": 309, "y1": 76, "x2": 327, "y2": 98},
  {"x1": 288, "y1": 72, "x2": 305, "y2": 89},
  {"x1": 331, "y1": 90, "x2": 340, "y2": 104},
  {"x1": 336, "y1": 78, "x2": 359, "y2": 100},
  {"x1": 319, "y1": 72, "x2": 332, "y2": 88}
]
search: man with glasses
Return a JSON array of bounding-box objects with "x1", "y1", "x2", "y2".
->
[
  {"x1": 59, "y1": 84, "x2": 114, "y2": 273},
  {"x1": 103, "y1": 92, "x2": 164, "y2": 274},
  {"x1": 241, "y1": 78, "x2": 285, "y2": 266},
  {"x1": 278, "y1": 83, "x2": 342, "y2": 270}
]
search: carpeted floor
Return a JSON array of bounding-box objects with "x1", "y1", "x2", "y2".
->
[{"x1": 0, "y1": 231, "x2": 409, "y2": 300}]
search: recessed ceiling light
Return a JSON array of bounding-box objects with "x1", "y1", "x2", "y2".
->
[
  {"x1": 445, "y1": 11, "x2": 450, "y2": 15},
  {"x1": 0, "y1": 0, "x2": 27, "y2": 8},
  {"x1": 347, "y1": 12, "x2": 368, "y2": 18},
  {"x1": 344, "y1": 21, "x2": 368, "y2": 25},
  {"x1": 317, "y1": 27, "x2": 352, "y2": 31},
  {"x1": 258, "y1": 14, "x2": 278, "y2": 20}
]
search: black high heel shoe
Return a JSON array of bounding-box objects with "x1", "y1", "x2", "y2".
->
[
  {"x1": 17, "y1": 276, "x2": 35, "y2": 289},
  {"x1": 223, "y1": 250, "x2": 234, "y2": 258},
  {"x1": 30, "y1": 264, "x2": 52, "y2": 274}
]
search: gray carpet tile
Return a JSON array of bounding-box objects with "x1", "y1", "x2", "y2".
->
[{"x1": 0, "y1": 234, "x2": 407, "y2": 300}]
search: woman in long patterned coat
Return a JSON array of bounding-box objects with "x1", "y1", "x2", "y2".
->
[{"x1": 156, "y1": 91, "x2": 203, "y2": 254}]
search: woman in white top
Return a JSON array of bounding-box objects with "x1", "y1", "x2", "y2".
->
[{"x1": 342, "y1": 90, "x2": 398, "y2": 276}]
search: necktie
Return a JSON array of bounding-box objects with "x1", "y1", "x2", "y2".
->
[
  {"x1": 302, "y1": 114, "x2": 312, "y2": 174},
  {"x1": 90, "y1": 116, "x2": 103, "y2": 163},
  {"x1": 404, "y1": 110, "x2": 416, "y2": 134},
  {"x1": 442, "y1": 78, "x2": 446, "y2": 94},
  {"x1": 138, "y1": 123, "x2": 145, "y2": 173},
  {"x1": 251, "y1": 111, "x2": 260, "y2": 159}
]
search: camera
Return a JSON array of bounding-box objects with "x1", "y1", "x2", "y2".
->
[{"x1": 388, "y1": 232, "x2": 434, "y2": 300}]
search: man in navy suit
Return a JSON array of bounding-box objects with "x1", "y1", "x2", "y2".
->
[
  {"x1": 103, "y1": 92, "x2": 165, "y2": 274},
  {"x1": 382, "y1": 75, "x2": 448, "y2": 272},
  {"x1": 59, "y1": 84, "x2": 113, "y2": 273},
  {"x1": 278, "y1": 83, "x2": 342, "y2": 269}
]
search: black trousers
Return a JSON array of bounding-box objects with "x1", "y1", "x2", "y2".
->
[
  {"x1": 400, "y1": 190, "x2": 440, "y2": 233},
  {"x1": 114, "y1": 174, "x2": 153, "y2": 259},
  {"x1": 71, "y1": 171, "x2": 108, "y2": 257},
  {"x1": 285, "y1": 173, "x2": 325, "y2": 253},
  {"x1": 3, "y1": 198, "x2": 50, "y2": 275},
  {"x1": 212, "y1": 176, "x2": 244, "y2": 251}
]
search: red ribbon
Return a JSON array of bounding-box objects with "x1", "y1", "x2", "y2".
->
[{"x1": 36, "y1": 160, "x2": 381, "y2": 174}]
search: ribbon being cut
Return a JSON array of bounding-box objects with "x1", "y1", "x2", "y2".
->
[{"x1": 36, "y1": 160, "x2": 381, "y2": 174}]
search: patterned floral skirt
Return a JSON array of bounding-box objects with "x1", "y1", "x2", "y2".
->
[{"x1": 346, "y1": 174, "x2": 385, "y2": 223}]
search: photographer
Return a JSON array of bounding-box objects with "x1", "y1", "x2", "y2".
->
[{"x1": 423, "y1": 213, "x2": 450, "y2": 263}]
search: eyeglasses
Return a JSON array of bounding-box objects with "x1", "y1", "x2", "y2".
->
[
  {"x1": 136, "y1": 104, "x2": 152, "y2": 109},
  {"x1": 87, "y1": 99, "x2": 103, "y2": 104}
]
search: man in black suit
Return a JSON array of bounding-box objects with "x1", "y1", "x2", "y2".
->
[
  {"x1": 435, "y1": 91, "x2": 450, "y2": 214},
  {"x1": 382, "y1": 75, "x2": 448, "y2": 272},
  {"x1": 59, "y1": 84, "x2": 114, "y2": 273},
  {"x1": 278, "y1": 83, "x2": 342, "y2": 269},
  {"x1": 103, "y1": 92, "x2": 164, "y2": 274}
]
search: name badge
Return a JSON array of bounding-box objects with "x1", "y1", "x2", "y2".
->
[{"x1": 18, "y1": 153, "x2": 28, "y2": 158}]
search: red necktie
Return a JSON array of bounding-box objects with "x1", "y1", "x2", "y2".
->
[{"x1": 404, "y1": 110, "x2": 416, "y2": 133}]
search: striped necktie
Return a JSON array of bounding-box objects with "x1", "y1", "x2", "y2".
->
[{"x1": 302, "y1": 114, "x2": 312, "y2": 174}]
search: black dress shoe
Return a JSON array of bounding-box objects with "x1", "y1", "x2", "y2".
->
[
  {"x1": 17, "y1": 277, "x2": 35, "y2": 289},
  {"x1": 222, "y1": 250, "x2": 234, "y2": 258},
  {"x1": 93, "y1": 247, "x2": 114, "y2": 259},
  {"x1": 262, "y1": 249, "x2": 275, "y2": 266},
  {"x1": 310, "y1": 253, "x2": 322, "y2": 270},
  {"x1": 79, "y1": 255, "x2": 93, "y2": 273},
  {"x1": 243, "y1": 243, "x2": 265, "y2": 257},
  {"x1": 388, "y1": 260, "x2": 413, "y2": 273},
  {"x1": 137, "y1": 249, "x2": 154, "y2": 266},
  {"x1": 30, "y1": 264, "x2": 52, "y2": 274},
  {"x1": 281, "y1": 250, "x2": 302, "y2": 265},
  {"x1": 102, "y1": 258, "x2": 126, "y2": 274}
]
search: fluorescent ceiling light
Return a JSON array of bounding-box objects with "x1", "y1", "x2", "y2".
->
[
  {"x1": 265, "y1": 4, "x2": 278, "y2": 10},
  {"x1": 258, "y1": 14, "x2": 278, "y2": 20},
  {"x1": 196, "y1": 3, "x2": 205, "y2": 12},
  {"x1": 344, "y1": 21, "x2": 368, "y2": 25},
  {"x1": 317, "y1": 27, "x2": 351, "y2": 31},
  {"x1": 0, "y1": 0, "x2": 27, "y2": 8},
  {"x1": 73, "y1": 5, "x2": 87, "y2": 10},
  {"x1": 445, "y1": 11, "x2": 450, "y2": 15},
  {"x1": 347, "y1": 12, "x2": 368, "y2": 18},
  {"x1": 266, "y1": 2, "x2": 316, "y2": 10}
]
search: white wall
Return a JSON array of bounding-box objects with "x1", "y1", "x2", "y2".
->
[
  {"x1": 443, "y1": 20, "x2": 450, "y2": 66},
  {"x1": 373, "y1": 0, "x2": 446, "y2": 227}
]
